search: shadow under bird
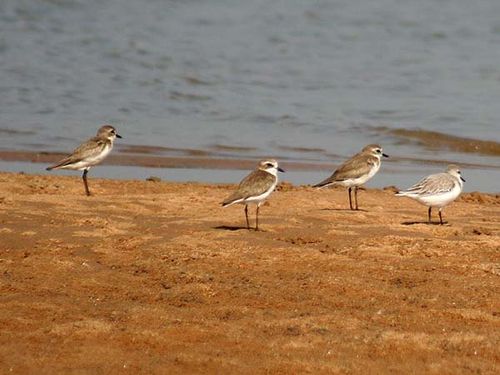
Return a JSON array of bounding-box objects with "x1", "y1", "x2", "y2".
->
[
  {"x1": 221, "y1": 159, "x2": 284, "y2": 231},
  {"x1": 313, "y1": 144, "x2": 388, "y2": 210},
  {"x1": 395, "y1": 164, "x2": 465, "y2": 225},
  {"x1": 46, "y1": 125, "x2": 122, "y2": 196}
]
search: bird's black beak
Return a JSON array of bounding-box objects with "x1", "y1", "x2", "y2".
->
[
  {"x1": 278, "y1": 167, "x2": 285, "y2": 173},
  {"x1": 461, "y1": 176, "x2": 466, "y2": 182},
  {"x1": 382, "y1": 153, "x2": 389, "y2": 158},
  {"x1": 116, "y1": 134, "x2": 122, "y2": 139}
]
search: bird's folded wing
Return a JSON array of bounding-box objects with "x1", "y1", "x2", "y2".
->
[
  {"x1": 404, "y1": 173, "x2": 455, "y2": 195},
  {"x1": 331, "y1": 155, "x2": 375, "y2": 181},
  {"x1": 223, "y1": 170, "x2": 275, "y2": 204},
  {"x1": 57, "y1": 138, "x2": 108, "y2": 166}
]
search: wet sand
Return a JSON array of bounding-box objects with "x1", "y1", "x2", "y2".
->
[
  {"x1": 0, "y1": 172, "x2": 499, "y2": 374},
  {"x1": 379, "y1": 127, "x2": 500, "y2": 157},
  {"x1": 0, "y1": 149, "x2": 330, "y2": 172},
  {"x1": 1, "y1": 142, "x2": 499, "y2": 173}
]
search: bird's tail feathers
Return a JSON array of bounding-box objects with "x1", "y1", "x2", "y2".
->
[
  {"x1": 46, "y1": 157, "x2": 73, "y2": 171},
  {"x1": 395, "y1": 191, "x2": 414, "y2": 197},
  {"x1": 221, "y1": 197, "x2": 243, "y2": 207},
  {"x1": 313, "y1": 180, "x2": 336, "y2": 189},
  {"x1": 46, "y1": 163, "x2": 65, "y2": 171}
]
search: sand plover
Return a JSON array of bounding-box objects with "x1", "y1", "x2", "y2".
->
[
  {"x1": 313, "y1": 144, "x2": 388, "y2": 210},
  {"x1": 222, "y1": 159, "x2": 284, "y2": 231},
  {"x1": 46, "y1": 125, "x2": 122, "y2": 196},
  {"x1": 396, "y1": 164, "x2": 465, "y2": 225}
]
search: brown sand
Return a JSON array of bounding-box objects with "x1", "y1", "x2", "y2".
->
[{"x1": 0, "y1": 172, "x2": 499, "y2": 374}]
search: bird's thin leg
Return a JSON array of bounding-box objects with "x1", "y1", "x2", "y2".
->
[
  {"x1": 354, "y1": 186, "x2": 359, "y2": 210},
  {"x1": 348, "y1": 187, "x2": 353, "y2": 210},
  {"x1": 244, "y1": 205, "x2": 250, "y2": 229},
  {"x1": 428, "y1": 207, "x2": 432, "y2": 224},
  {"x1": 255, "y1": 204, "x2": 260, "y2": 231},
  {"x1": 439, "y1": 209, "x2": 443, "y2": 225},
  {"x1": 82, "y1": 169, "x2": 91, "y2": 196}
]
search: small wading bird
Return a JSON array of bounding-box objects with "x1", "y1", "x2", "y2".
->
[
  {"x1": 222, "y1": 159, "x2": 284, "y2": 231},
  {"x1": 396, "y1": 164, "x2": 465, "y2": 225},
  {"x1": 313, "y1": 144, "x2": 388, "y2": 210},
  {"x1": 46, "y1": 125, "x2": 122, "y2": 196}
]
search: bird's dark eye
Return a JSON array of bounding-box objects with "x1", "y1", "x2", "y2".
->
[
  {"x1": 377, "y1": 149, "x2": 382, "y2": 153},
  {"x1": 266, "y1": 163, "x2": 273, "y2": 167}
]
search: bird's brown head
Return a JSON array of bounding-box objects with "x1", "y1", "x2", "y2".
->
[
  {"x1": 362, "y1": 144, "x2": 388, "y2": 158},
  {"x1": 97, "y1": 125, "x2": 122, "y2": 141},
  {"x1": 258, "y1": 159, "x2": 285, "y2": 175}
]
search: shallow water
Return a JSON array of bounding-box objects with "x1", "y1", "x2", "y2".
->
[{"x1": 0, "y1": 0, "x2": 499, "y2": 191}]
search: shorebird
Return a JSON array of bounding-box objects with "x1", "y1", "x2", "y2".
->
[
  {"x1": 313, "y1": 144, "x2": 388, "y2": 210},
  {"x1": 222, "y1": 159, "x2": 284, "y2": 231},
  {"x1": 396, "y1": 164, "x2": 465, "y2": 225},
  {"x1": 46, "y1": 125, "x2": 122, "y2": 196}
]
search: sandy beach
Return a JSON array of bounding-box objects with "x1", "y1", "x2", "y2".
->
[{"x1": 0, "y1": 171, "x2": 499, "y2": 374}]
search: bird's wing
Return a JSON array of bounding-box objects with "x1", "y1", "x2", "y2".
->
[
  {"x1": 331, "y1": 154, "x2": 376, "y2": 181},
  {"x1": 48, "y1": 137, "x2": 108, "y2": 169},
  {"x1": 402, "y1": 173, "x2": 455, "y2": 196},
  {"x1": 222, "y1": 170, "x2": 276, "y2": 205},
  {"x1": 314, "y1": 154, "x2": 375, "y2": 187}
]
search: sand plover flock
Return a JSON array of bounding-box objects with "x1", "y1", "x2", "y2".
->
[{"x1": 44, "y1": 127, "x2": 465, "y2": 228}]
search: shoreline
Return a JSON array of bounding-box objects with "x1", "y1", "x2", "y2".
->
[
  {"x1": 0, "y1": 147, "x2": 499, "y2": 171},
  {"x1": 0, "y1": 149, "x2": 331, "y2": 172},
  {"x1": 0, "y1": 148, "x2": 499, "y2": 193}
]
